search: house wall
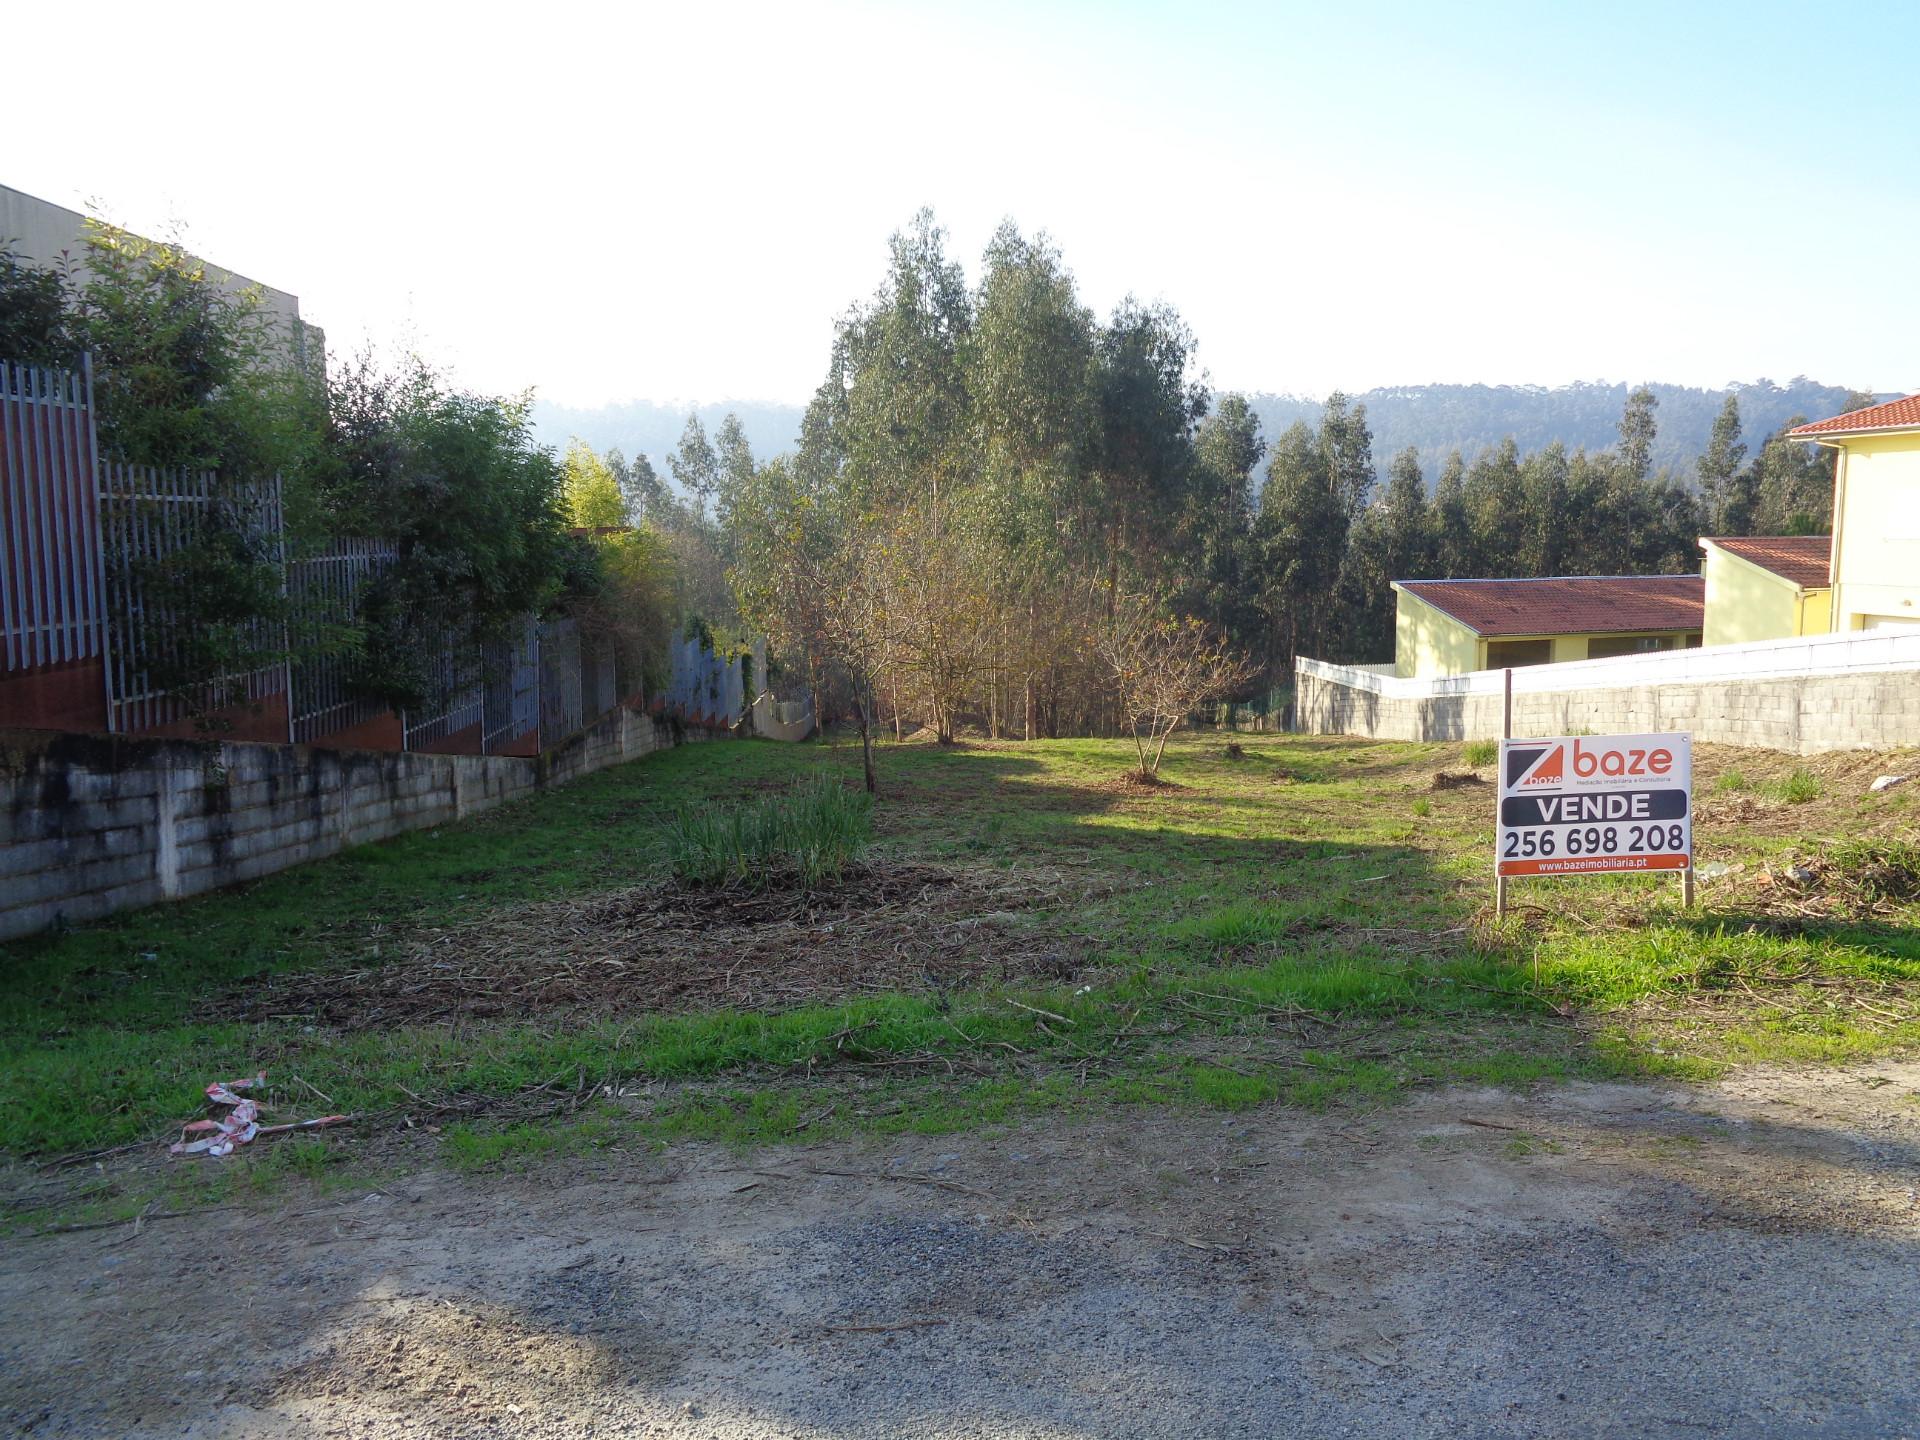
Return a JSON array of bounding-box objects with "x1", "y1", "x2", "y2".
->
[
  {"x1": 1700, "y1": 546, "x2": 1824, "y2": 647},
  {"x1": 0, "y1": 183, "x2": 322, "y2": 372},
  {"x1": 0, "y1": 705, "x2": 701, "y2": 942},
  {"x1": 1393, "y1": 589, "x2": 1481, "y2": 677},
  {"x1": 1833, "y1": 433, "x2": 1920, "y2": 631}
]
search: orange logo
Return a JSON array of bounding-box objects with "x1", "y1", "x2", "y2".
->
[{"x1": 1520, "y1": 746, "x2": 1564, "y2": 787}]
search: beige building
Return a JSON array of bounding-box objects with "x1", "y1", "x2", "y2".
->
[
  {"x1": 0, "y1": 182, "x2": 322, "y2": 373},
  {"x1": 1697, "y1": 535, "x2": 1832, "y2": 648},
  {"x1": 1388, "y1": 393, "x2": 1920, "y2": 677},
  {"x1": 1391, "y1": 576, "x2": 1704, "y2": 678},
  {"x1": 1790, "y1": 395, "x2": 1920, "y2": 633}
]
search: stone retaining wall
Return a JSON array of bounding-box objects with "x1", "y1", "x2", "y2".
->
[{"x1": 0, "y1": 705, "x2": 699, "y2": 942}]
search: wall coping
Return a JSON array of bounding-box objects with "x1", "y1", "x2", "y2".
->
[{"x1": 1299, "y1": 627, "x2": 1920, "y2": 700}]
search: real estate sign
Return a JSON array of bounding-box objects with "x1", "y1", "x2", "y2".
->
[{"x1": 1497, "y1": 734, "x2": 1691, "y2": 878}]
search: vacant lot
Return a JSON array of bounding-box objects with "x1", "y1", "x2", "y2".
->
[{"x1": 3, "y1": 732, "x2": 1919, "y2": 1435}]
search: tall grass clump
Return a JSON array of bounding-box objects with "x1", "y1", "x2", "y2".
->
[
  {"x1": 1462, "y1": 739, "x2": 1497, "y2": 767},
  {"x1": 1774, "y1": 768, "x2": 1821, "y2": 805},
  {"x1": 667, "y1": 776, "x2": 874, "y2": 888}
]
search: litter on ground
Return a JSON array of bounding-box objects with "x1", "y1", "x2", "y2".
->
[{"x1": 169, "y1": 1072, "x2": 351, "y2": 1158}]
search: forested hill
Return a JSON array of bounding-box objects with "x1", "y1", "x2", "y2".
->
[
  {"x1": 1246, "y1": 379, "x2": 1866, "y2": 486},
  {"x1": 533, "y1": 377, "x2": 1864, "y2": 482},
  {"x1": 532, "y1": 399, "x2": 802, "y2": 470}
]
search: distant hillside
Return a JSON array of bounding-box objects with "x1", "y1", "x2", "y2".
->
[
  {"x1": 1245, "y1": 379, "x2": 1867, "y2": 487},
  {"x1": 531, "y1": 398, "x2": 803, "y2": 469},
  {"x1": 533, "y1": 378, "x2": 1868, "y2": 488}
]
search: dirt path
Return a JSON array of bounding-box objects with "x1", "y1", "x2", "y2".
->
[{"x1": 7, "y1": 1061, "x2": 1920, "y2": 1439}]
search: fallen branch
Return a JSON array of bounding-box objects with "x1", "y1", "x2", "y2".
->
[
  {"x1": 805, "y1": 1167, "x2": 991, "y2": 1198},
  {"x1": 816, "y1": 1317, "x2": 949, "y2": 1334},
  {"x1": 31, "y1": 1204, "x2": 232, "y2": 1238}
]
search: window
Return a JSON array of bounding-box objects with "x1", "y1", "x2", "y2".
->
[
  {"x1": 1486, "y1": 639, "x2": 1553, "y2": 668},
  {"x1": 1587, "y1": 634, "x2": 1670, "y2": 659}
]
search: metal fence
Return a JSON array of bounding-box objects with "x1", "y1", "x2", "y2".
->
[
  {"x1": 1, "y1": 357, "x2": 106, "y2": 672},
  {"x1": 3, "y1": 352, "x2": 729, "y2": 753},
  {"x1": 401, "y1": 635, "x2": 486, "y2": 751},
  {"x1": 96, "y1": 464, "x2": 290, "y2": 735},
  {"x1": 538, "y1": 618, "x2": 583, "y2": 741},
  {"x1": 482, "y1": 616, "x2": 540, "y2": 753},
  {"x1": 287, "y1": 538, "x2": 398, "y2": 743}
]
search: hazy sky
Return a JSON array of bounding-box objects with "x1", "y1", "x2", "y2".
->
[{"x1": 7, "y1": 0, "x2": 1916, "y2": 408}]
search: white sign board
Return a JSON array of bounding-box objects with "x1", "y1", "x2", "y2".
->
[{"x1": 1497, "y1": 734, "x2": 1691, "y2": 879}]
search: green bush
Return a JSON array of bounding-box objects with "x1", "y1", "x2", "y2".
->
[
  {"x1": 1462, "y1": 739, "x2": 1497, "y2": 767},
  {"x1": 1775, "y1": 768, "x2": 1820, "y2": 805},
  {"x1": 667, "y1": 776, "x2": 874, "y2": 888}
]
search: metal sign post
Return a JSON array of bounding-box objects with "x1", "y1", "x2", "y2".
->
[{"x1": 1495, "y1": 668, "x2": 1512, "y2": 919}]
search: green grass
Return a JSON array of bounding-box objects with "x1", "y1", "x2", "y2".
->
[
  {"x1": 1462, "y1": 739, "x2": 1498, "y2": 767},
  {"x1": 666, "y1": 774, "x2": 873, "y2": 887},
  {"x1": 1774, "y1": 768, "x2": 1822, "y2": 805},
  {"x1": 3, "y1": 730, "x2": 1916, "y2": 1192}
]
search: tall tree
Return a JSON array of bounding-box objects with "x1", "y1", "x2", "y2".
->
[
  {"x1": 1320, "y1": 392, "x2": 1375, "y2": 520},
  {"x1": 667, "y1": 415, "x2": 721, "y2": 517},
  {"x1": 1697, "y1": 394, "x2": 1750, "y2": 533},
  {"x1": 562, "y1": 440, "x2": 629, "y2": 528},
  {"x1": 1617, "y1": 384, "x2": 1659, "y2": 482},
  {"x1": 1257, "y1": 420, "x2": 1347, "y2": 668},
  {"x1": 713, "y1": 412, "x2": 756, "y2": 530}
]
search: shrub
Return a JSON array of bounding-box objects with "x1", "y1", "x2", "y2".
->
[
  {"x1": 1825, "y1": 837, "x2": 1920, "y2": 904},
  {"x1": 667, "y1": 776, "x2": 873, "y2": 888},
  {"x1": 1775, "y1": 768, "x2": 1820, "y2": 805},
  {"x1": 1463, "y1": 739, "x2": 1497, "y2": 767}
]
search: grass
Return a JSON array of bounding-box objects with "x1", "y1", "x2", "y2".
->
[
  {"x1": 1773, "y1": 768, "x2": 1822, "y2": 805},
  {"x1": 1463, "y1": 739, "x2": 1498, "y2": 767},
  {"x1": 3, "y1": 729, "x2": 1917, "y2": 1199},
  {"x1": 666, "y1": 774, "x2": 874, "y2": 887}
]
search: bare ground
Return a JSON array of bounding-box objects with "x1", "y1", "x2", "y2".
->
[
  {"x1": 231, "y1": 862, "x2": 1106, "y2": 1027},
  {"x1": 7, "y1": 1060, "x2": 1920, "y2": 1439}
]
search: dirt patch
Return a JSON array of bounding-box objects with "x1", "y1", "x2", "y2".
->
[
  {"x1": 234, "y1": 863, "x2": 1104, "y2": 1027},
  {"x1": 1428, "y1": 770, "x2": 1487, "y2": 791}
]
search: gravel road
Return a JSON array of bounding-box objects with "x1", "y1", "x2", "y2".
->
[{"x1": 6, "y1": 1061, "x2": 1920, "y2": 1439}]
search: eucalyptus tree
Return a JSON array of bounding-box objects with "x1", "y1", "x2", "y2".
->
[
  {"x1": 964, "y1": 222, "x2": 1099, "y2": 736},
  {"x1": 1617, "y1": 384, "x2": 1659, "y2": 482},
  {"x1": 1256, "y1": 420, "x2": 1347, "y2": 670},
  {"x1": 1697, "y1": 394, "x2": 1749, "y2": 533},
  {"x1": 1182, "y1": 393, "x2": 1265, "y2": 655}
]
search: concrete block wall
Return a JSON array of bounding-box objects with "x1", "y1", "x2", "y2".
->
[
  {"x1": 1295, "y1": 667, "x2": 1920, "y2": 753},
  {"x1": 0, "y1": 705, "x2": 695, "y2": 942}
]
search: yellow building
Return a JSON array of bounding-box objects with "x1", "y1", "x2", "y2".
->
[
  {"x1": 1391, "y1": 577, "x2": 1704, "y2": 678},
  {"x1": 1697, "y1": 536, "x2": 1832, "y2": 647},
  {"x1": 1789, "y1": 395, "x2": 1920, "y2": 633}
]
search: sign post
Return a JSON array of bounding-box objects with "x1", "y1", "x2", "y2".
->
[{"x1": 1497, "y1": 732, "x2": 1693, "y2": 902}]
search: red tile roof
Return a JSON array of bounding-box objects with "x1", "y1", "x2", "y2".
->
[
  {"x1": 1396, "y1": 575, "x2": 1704, "y2": 638},
  {"x1": 1700, "y1": 535, "x2": 1831, "y2": 588},
  {"x1": 1787, "y1": 394, "x2": 1920, "y2": 438}
]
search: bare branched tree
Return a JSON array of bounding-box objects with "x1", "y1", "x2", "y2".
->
[{"x1": 1094, "y1": 588, "x2": 1255, "y2": 778}]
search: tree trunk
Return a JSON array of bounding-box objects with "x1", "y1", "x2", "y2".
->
[{"x1": 854, "y1": 683, "x2": 878, "y2": 795}]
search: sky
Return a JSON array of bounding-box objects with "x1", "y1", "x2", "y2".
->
[{"x1": 6, "y1": 0, "x2": 1917, "y2": 409}]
